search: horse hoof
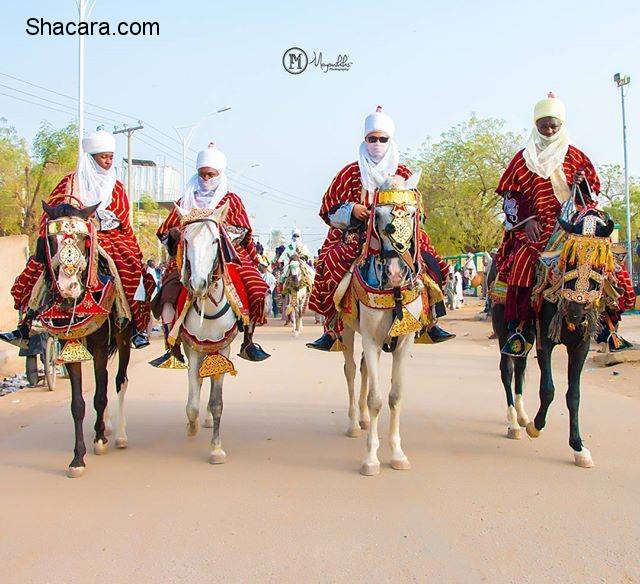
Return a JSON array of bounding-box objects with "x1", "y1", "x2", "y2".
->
[
  {"x1": 93, "y1": 440, "x2": 108, "y2": 455},
  {"x1": 360, "y1": 462, "x2": 380, "y2": 476},
  {"x1": 345, "y1": 427, "x2": 361, "y2": 438},
  {"x1": 526, "y1": 421, "x2": 542, "y2": 438},
  {"x1": 202, "y1": 418, "x2": 213, "y2": 429},
  {"x1": 187, "y1": 421, "x2": 199, "y2": 437},
  {"x1": 390, "y1": 458, "x2": 411, "y2": 471},
  {"x1": 67, "y1": 466, "x2": 85, "y2": 478},
  {"x1": 115, "y1": 438, "x2": 128, "y2": 449},
  {"x1": 574, "y1": 449, "x2": 595, "y2": 468},
  {"x1": 507, "y1": 427, "x2": 522, "y2": 440},
  {"x1": 208, "y1": 450, "x2": 227, "y2": 465},
  {"x1": 359, "y1": 420, "x2": 370, "y2": 430}
]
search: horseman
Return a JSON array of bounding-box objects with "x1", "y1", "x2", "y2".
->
[
  {"x1": 280, "y1": 228, "x2": 314, "y2": 283},
  {"x1": 152, "y1": 143, "x2": 270, "y2": 364},
  {"x1": 0, "y1": 129, "x2": 153, "y2": 349},
  {"x1": 494, "y1": 92, "x2": 636, "y2": 356},
  {"x1": 307, "y1": 106, "x2": 454, "y2": 351}
]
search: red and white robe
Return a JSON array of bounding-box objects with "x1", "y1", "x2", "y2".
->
[
  {"x1": 11, "y1": 173, "x2": 154, "y2": 332},
  {"x1": 495, "y1": 146, "x2": 635, "y2": 320},
  {"x1": 158, "y1": 192, "x2": 269, "y2": 325},
  {"x1": 309, "y1": 161, "x2": 449, "y2": 331}
]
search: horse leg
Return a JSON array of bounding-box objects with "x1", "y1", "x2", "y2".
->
[
  {"x1": 185, "y1": 344, "x2": 203, "y2": 436},
  {"x1": 90, "y1": 342, "x2": 109, "y2": 455},
  {"x1": 360, "y1": 323, "x2": 383, "y2": 476},
  {"x1": 500, "y1": 354, "x2": 520, "y2": 439},
  {"x1": 514, "y1": 355, "x2": 530, "y2": 428},
  {"x1": 527, "y1": 339, "x2": 556, "y2": 438},
  {"x1": 66, "y1": 362, "x2": 87, "y2": 478},
  {"x1": 389, "y1": 334, "x2": 412, "y2": 470},
  {"x1": 203, "y1": 402, "x2": 214, "y2": 428},
  {"x1": 114, "y1": 326, "x2": 132, "y2": 449},
  {"x1": 359, "y1": 354, "x2": 370, "y2": 430},
  {"x1": 567, "y1": 339, "x2": 594, "y2": 468},
  {"x1": 342, "y1": 327, "x2": 360, "y2": 437},
  {"x1": 208, "y1": 354, "x2": 226, "y2": 464}
]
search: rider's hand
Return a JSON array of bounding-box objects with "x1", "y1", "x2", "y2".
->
[
  {"x1": 352, "y1": 204, "x2": 370, "y2": 222},
  {"x1": 573, "y1": 169, "x2": 586, "y2": 185},
  {"x1": 524, "y1": 219, "x2": 541, "y2": 243}
]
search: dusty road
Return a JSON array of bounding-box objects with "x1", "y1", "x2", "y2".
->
[{"x1": 1, "y1": 305, "x2": 639, "y2": 583}]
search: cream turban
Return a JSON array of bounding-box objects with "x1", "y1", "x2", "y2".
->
[
  {"x1": 82, "y1": 130, "x2": 116, "y2": 155},
  {"x1": 196, "y1": 142, "x2": 227, "y2": 171},
  {"x1": 364, "y1": 106, "x2": 395, "y2": 138},
  {"x1": 533, "y1": 92, "x2": 566, "y2": 123}
]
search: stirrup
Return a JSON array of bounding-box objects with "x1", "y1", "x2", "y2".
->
[
  {"x1": 501, "y1": 331, "x2": 533, "y2": 358},
  {"x1": 607, "y1": 332, "x2": 633, "y2": 352},
  {"x1": 149, "y1": 351, "x2": 188, "y2": 369}
]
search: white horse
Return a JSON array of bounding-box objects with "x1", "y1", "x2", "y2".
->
[
  {"x1": 174, "y1": 202, "x2": 238, "y2": 464},
  {"x1": 339, "y1": 175, "x2": 424, "y2": 476},
  {"x1": 283, "y1": 257, "x2": 313, "y2": 336}
]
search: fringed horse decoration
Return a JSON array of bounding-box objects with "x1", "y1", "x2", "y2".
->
[
  {"x1": 35, "y1": 200, "x2": 133, "y2": 478},
  {"x1": 494, "y1": 203, "x2": 619, "y2": 467},
  {"x1": 282, "y1": 255, "x2": 314, "y2": 336},
  {"x1": 166, "y1": 202, "x2": 248, "y2": 464},
  {"x1": 334, "y1": 173, "x2": 441, "y2": 476}
]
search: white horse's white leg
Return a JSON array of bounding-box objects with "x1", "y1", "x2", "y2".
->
[
  {"x1": 360, "y1": 314, "x2": 384, "y2": 476},
  {"x1": 358, "y1": 354, "x2": 369, "y2": 430},
  {"x1": 515, "y1": 394, "x2": 530, "y2": 427},
  {"x1": 342, "y1": 327, "x2": 360, "y2": 437},
  {"x1": 507, "y1": 405, "x2": 521, "y2": 439},
  {"x1": 208, "y1": 347, "x2": 227, "y2": 464},
  {"x1": 389, "y1": 335, "x2": 412, "y2": 470},
  {"x1": 185, "y1": 345, "x2": 203, "y2": 437},
  {"x1": 114, "y1": 379, "x2": 129, "y2": 448}
]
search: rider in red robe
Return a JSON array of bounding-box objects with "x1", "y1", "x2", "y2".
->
[
  {"x1": 307, "y1": 106, "x2": 453, "y2": 351},
  {"x1": 494, "y1": 93, "x2": 635, "y2": 355},
  {"x1": 0, "y1": 130, "x2": 153, "y2": 349},
  {"x1": 151, "y1": 143, "x2": 270, "y2": 364}
]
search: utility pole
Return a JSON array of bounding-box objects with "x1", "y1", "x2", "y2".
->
[
  {"x1": 76, "y1": 0, "x2": 98, "y2": 158},
  {"x1": 614, "y1": 73, "x2": 633, "y2": 285},
  {"x1": 114, "y1": 123, "x2": 143, "y2": 225}
]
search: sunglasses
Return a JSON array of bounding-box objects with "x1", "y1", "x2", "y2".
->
[{"x1": 365, "y1": 135, "x2": 389, "y2": 143}]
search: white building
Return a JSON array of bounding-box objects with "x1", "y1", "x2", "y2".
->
[{"x1": 117, "y1": 159, "x2": 182, "y2": 207}]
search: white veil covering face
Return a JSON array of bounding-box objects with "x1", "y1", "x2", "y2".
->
[
  {"x1": 522, "y1": 92, "x2": 571, "y2": 202},
  {"x1": 358, "y1": 106, "x2": 400, "y2": 197},
  {"x1": 179, "y1": 143, "x2": 229, "y2": 211},
  {"x1": 77, "y1": 130, "x2": 117, "y2": 211}
]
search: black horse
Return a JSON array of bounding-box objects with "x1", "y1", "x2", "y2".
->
[
  {"x1": 39, "y1": 201, "x2": 133, "y2": 477},
  {"x1": 493, "y1": 210, "x2": 616, "y2": 468}
]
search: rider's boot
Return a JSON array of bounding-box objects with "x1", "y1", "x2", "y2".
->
[
  {"x1": 501, "y1": 320, "x2": 534, "y2": 357},
  {"x1": 596, "y1": 312, "x2": 633, "y2": 352},
  {"x1": 307, "y1": 316, "x2": 344, "y2": 351},
  {"x1": 238, "y1": 323, "x2": 270, "y2": 362},
  {"x1": 131, "y1": 329, "x2": 150, "y2": 349},
  {"x1": 0, "y1": 308, "x2": 36, "y2": 349},
  {"x1": 149, "y1": 324, "x2": 186, "y2": 368}
]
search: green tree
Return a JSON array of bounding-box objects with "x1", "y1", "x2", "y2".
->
[
  {"x1": 139, "y1": 193, "x2": 159, "y2": 212},
  {"x1": 405, "y1": 115, "x2": 525, "y2": 256},
  {"x1": 0, "y1": 119, "x2": 30, "y2": 235},
  {"x1": 598, "y1": 163, "x2": 640, "y2": 241}
]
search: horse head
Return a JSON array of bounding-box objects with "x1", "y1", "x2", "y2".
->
[
  {"x1": 286, "y1": 258, "x2": 302, "y2": 289},
  {"x1": 557, "y1": 209, "x2": 614, "y2": 328},
  {"x1": 175, "y1": 201, "x2": 229, "y2": 298},
  {"x1": 373, "y1": 174, "x2": 420, "y2": 288},
  {"x1": 41, "y1": 200, "x2": 99, "y2": 301}
]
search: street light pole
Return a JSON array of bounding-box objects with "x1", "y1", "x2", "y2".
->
[
  {"x1": 174, "y1": 106, "x2": 232, "y2": 189},
  {"x1": 614, "y1": 73, "x2": 633, "y2": 284},
  {"x1": 113, "y1": 123, "x2": 144, "y2": 225},
  {"x1": 76, "y1": 0, "x2": 98, "y2": 158}
]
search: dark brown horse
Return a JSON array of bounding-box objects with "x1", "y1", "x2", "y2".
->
[
  {"x1": 38, "y1": 201, "x2": 133, "y2": 477},
  {"x1": 493, "y1": 209, "x2": 616, "y2": 467}
]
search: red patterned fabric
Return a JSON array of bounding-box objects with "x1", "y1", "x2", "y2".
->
[
  {"x1": 158, "y1": 192, "x2": 268, "y2": 324},
  {"x1": 495, "y1": 146, "x2": 635, "y2": 316},
  {"x1": 309, "y1": 161, "x2": 448, "y2": 329},
  {"x1": 11, "y1": 173, "x2": 153, "y2": 332}
]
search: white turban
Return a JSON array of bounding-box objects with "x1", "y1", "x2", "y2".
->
[
  {"x1": 364, "y1": 105, "x2": 395, "y2": 138},
  {"x1": 196, "y1": 143, "x2": 227, "y2": 171},
  {"x1": 180, "y1": 143, "x2": 229, "y2": 211},
  {"x1": 81, "y1": 129, "x2": 116, "y2": 155},
  {"x1": 533, "y1": 92, "x2": 566, "y2": 123},
  {"x1": 291, "y1": 227, "x2": 301, "y2": 241}
]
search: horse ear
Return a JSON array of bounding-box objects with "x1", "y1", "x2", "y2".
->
[
  {"x1": 558, "y1": 217, "x2": 582, "y2": 234},
  {"x1": 213, "y1": 200, "x2": 230, "y2": 223},
  {"x1": 42, "y1": 200, "x2": 54, "y2": 217},
  {"x1": 405, "y1": 168, "x2": 422, "y2": 190},
  {"x1": 596, "y1": 219, "x2": 615, "y2": 237},
  {"x1": 79, "y1": 203, "x2": 100, "y2": 220}
]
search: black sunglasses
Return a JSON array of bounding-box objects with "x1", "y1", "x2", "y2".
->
[{"x1": 365, "y1": 135, "x2": 389, "y2": 143}]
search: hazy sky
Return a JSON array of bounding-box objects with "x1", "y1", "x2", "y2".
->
[{"x1": 1, "y1": 0, "x2": 638, "y2": 251}]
